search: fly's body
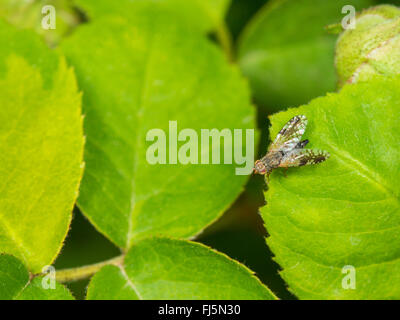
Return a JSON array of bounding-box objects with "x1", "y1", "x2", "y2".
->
[
  {"x1": 256, "y1": 151, "x2": 283, "y2": 174},
  {"x1": 254, "y1": 115, "x2": 330, "y2": 177}
]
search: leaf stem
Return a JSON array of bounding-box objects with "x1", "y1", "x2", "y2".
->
[
  {"x1": 215, "y1": 22, "x2": 235, "y2": 63},
  {"x1": 54, "y1": 255, "x2": 125, "y2": 283}
]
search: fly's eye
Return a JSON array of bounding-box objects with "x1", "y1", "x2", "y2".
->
[
  {"x1": 254, "y1": 161, "x2": 266, "y2": 174},
  {"x1": 257, "y1": 166, "x2": 266, "y2": 174}
]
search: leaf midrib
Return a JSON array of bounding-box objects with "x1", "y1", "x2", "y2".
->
[
  {"x1": 118, "y1": 265, "x2": 143, "y2": 300},
  {"x1": 126, "y1": 27, "x2": 156, "y2": 249}
]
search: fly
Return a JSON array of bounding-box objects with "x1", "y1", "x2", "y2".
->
[{"x1": 254, "y1": 115, "x2": 330, "y2": 178}]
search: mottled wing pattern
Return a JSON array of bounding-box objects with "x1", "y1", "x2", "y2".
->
[
  {"x1": 279, "y1": 149, "x2": 330, "y2": 168},
  {"x1": 269, "y1": 115, "x2": 308, "y2": 153}
]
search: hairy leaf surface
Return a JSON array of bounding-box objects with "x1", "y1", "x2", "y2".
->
[{"x1": 0, "y1": 21, "x2": 84, "y2": 273}]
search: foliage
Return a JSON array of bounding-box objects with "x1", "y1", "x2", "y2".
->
[
  {"x1": 238, "y1": 0, "x2": 374, "y2": 112},
  {"x1": 0, "y1": 254, "x2": 74, "y2": 300},
  {"x1": 0, "y1": 20, "x2": 83, "y2": 273},
  {"x1": 0, "y1": 0, "x2": 80, "y2": 46},
  {"x1": 262, "y1": 76, "x2": 400, "y2": 299},
  {"x1": 74, "y1": 0, "x2": 230, "y2": 33}
]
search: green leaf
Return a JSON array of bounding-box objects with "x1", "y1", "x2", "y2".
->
[
  {"x1": 225, "y1": 0, "x2": 266, "y2": 39},
  {"x1": 74, "y1": 0, "x2": 230, "y2": 33},
  {"x1": 86, "y1": 265, "x2": 139, "y2": 300},
  {"x1": 87, "y1": 238, "x2": 276, "y2": 300},
  {"x1": 61, "y1": 17, "x2": 255, "y2": 248},
  {"x1": 0, "y1": 0, "x2": 81, "y2": 46},
  {"x1": 0, "y1": 21, "x2": 84, "y2": 273},
  {"x1": 261, "y1": 76, "x2": 400, "y2": 299},
  {"x1": 238, "y1": 0, "x2": 373, "y2": 112},
  {"x1": 0, "y1": 254, "x2": 29, "y2": 300},
  {"x1": 0, "y1": 254, "x2": 74, "y2": 300}
]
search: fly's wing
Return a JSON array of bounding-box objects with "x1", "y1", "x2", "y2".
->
[
  {"x1": 268, "y1": 115, "x2": 308, "y2": 153},
  {"x1": 278, "y1": 149, "x2": 330, "y2": 168}
]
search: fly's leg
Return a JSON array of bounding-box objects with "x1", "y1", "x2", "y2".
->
[{"x1": 265, "y1": 171, "x2": 271, "y2": 184}]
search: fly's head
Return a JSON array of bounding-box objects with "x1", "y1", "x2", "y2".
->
[
  {"x1": 254, "y1": 152, "x2": 282, "y2": 176},
  {"x1": 254, "y1": 159, "x2": 275, "y2": 176}
]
